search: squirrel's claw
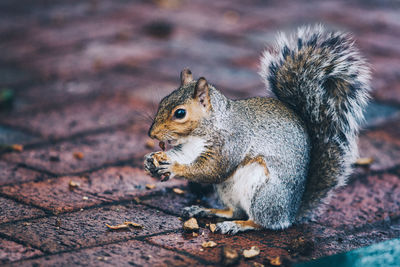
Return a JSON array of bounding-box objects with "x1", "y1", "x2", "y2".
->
[
  {"x1": 144, "y1": 152, "x2": 174, "y2": 180},
  {"x1": 215, "y1": 221, "x2": 241, "y2": 235}
]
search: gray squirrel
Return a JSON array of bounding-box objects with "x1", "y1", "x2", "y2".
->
[{"x1": 144, "y1": 25, "x2": 371, "y2": 234}]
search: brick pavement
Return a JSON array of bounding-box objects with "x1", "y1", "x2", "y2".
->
[{"x1": 0, "y1": 0, "x2": 399, "y2": 266}]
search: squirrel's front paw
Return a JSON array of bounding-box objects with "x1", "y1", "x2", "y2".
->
[
  {"x1": 181, "y1": 205, "x2": 209, "y2": 218},
  {"x1": 144, "y1": 151, "x2": 174, "y2": 181}
]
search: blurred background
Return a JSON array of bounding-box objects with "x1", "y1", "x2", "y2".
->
[{"x1": 0, "y1": 0, "x2": 399, "y2": 123}]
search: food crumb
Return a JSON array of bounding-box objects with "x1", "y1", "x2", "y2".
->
[
  {"x1": 355, "y1": 157, "x2": 374, "y2": 166},
  {"x1": 82, "y1": 196, "x2": 89, "y2": 200},
  {"x1": 172, "y1": 188, "x2": 185, "y2": 195},
  {"x1": 159, "y1": 141, "x2": 166, "y2": 151},
  {"x1": 192, "y1": 232, "x2": 199, "y2": 237},
  {"x1": 269, "y1": 256, "x2": 282, "y2": 266},
  {"x1": 73, "y1": 151, "x2": 84, "y2": 160},
  {"x1": 183, "y1": 217, "x2": 199, "y2": 232},
  {"x1": 145, "y1": 184, "x2": 156, "y2": 190},
  {"x1": 68, "y1": 180, "x2": 80, "y2": 190},
  {"x1": 221, "y1": 246, "x2": 239, "y2": 266},
  {"x1": 209, "y1": 223, "x2": 217, "y2": 233},
  {"x1": 202, "y1": 241, "x2": 217, "y2": 248},
  {"x1": 11, "y1": 144, "x2": 23, "y2": 152},
  {"x1": 243, "y1": 246, "x2": 260, "y2": 258}
]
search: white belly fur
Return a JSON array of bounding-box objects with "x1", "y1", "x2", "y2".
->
[
  {"x1": 216, "y1": 162, "x2": 268, "y2": 216},
  {"x1": 167, "y1": 136, "x2": 206, "y2": 165}
]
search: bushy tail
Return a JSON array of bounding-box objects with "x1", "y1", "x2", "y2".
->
[{"x1": 259, "y1": 25, "x2": 371, "y2": 221}]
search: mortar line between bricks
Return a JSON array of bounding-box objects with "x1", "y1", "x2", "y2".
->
[
  {"x1": 141, "y1": 234, "x2": 215, "y2": 266},
  {"x1": 0, "y1": 192, "x2": 52, "y2": 215},
  {"x1": 0, "y1": 231, "x2": 46, "y2": 255},
  {"x1": 0, "y1": 190, "x2": 177, "y2": 227},
  {"x1": 0, "y1": 115, "x2": 149, "y2": 155},
  {"x1": 3, "y1": 229, "x2": 182, "y2": 265}
]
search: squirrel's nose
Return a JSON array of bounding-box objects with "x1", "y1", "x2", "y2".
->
[{"x1": 148, "y1": 124, "x2": 157, "y2": 139}]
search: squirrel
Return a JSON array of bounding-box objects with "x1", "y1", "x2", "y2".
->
[{"x1": 144, "y1": 25, "x2": 371, "y2": 234}]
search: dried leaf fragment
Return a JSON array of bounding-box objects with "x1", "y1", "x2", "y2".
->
[
  {"x1": 68, "y1": 180, "x2": 80, "y2": 190},
  {"x1": 11, "y1": 144, "x2": 23, "y2": 152},
  {"x1": 106, "y1": 223, "x2": 129, "y2": 230},
  {"x1": 221, "y1": 246, "x2": 239, "y2": 266},
  {"x1": 145, "y1": 184, "x2": 156, "y2": 190},
  {"x1": 355, "y1": 157, "x2": 374, "y2": 166},
  {"x1": 252, "y1": 262, "x2": 264, "y2": 267},
  {"x1": 202, "y1": 241, "x2": 217, "y2": 248},
  {"x1": 73, "y1": 151, "x2": 84, "y2": 160},
  {"x1": 269, "y1": 256, "x2": 282, "y2": 266},
  {"x1": 124, "y1": 221, "x2": 143, "y2": 228},
  {"x1": 183, "y1": 217, "x2": 199, "y2": 232},
  {"x1": 243, "y1": 246, "x2": 260, "y2": 258},
  {"x1": 106, "y1": 221, "x2": 143, "y2": 230},
  {"x1": 173, "y1": 188, "x2": 185, "y2": 195},
  {"x1": 209, "y1": 223, "x2": 217, "y2": 233}
]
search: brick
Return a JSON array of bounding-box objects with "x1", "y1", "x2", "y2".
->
[
  {"x1": 0, "y1": 161, "x2": 48, "y2": 186},
  {"x1": 0, "y1": 238, "x2": 42, "y2": 264},
  {"x1": 317, "y1": 173, "x2": 400, "y2": 229},
  {"x1": 10, "y1": 239, "x2": 200, "y2": 266},
  {"x1": 0, "y1": 177, "x2": 104, "y2": 214},
  {"x1": 0, "y1": 96, "x2": 150, "y2": 139},
  {"x1": 0, "y1": 167, "x2": 185, "y2": 213},
  {"x1": 358, "y1": 117, "x2": 400, "y2": 171},
  {"x1": 0, "y1": 197, "x2": 45, "y2": 224},
  {"x1": 2, "y1": 125, "x2": 151, "y2": 175},
  {"x1": 146, "y1": 229, "x2": 289, "y2": 265},
  {"x1": 0, "y1": 204, "x2": 180, "y2": 253}
]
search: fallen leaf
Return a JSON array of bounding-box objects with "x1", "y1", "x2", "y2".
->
[
  {"x1": 355, "y1": 157, "x2": 374, "y2": 166},
  {"x1": 209, "y1": 223, "x2": 217, "y2": 233},
  {"x1": 172, "y1": 188, "x2": 185, "y2": 195},
  {"x1": 202, "y1": 241, "x2": 217, "y2": 248},
  {"x1": 73, "y1": 151, "x2": 84, "y2": 160},
  {"x1": 124, "y1": 221, "x2": 143, "y2": 228},
  {"x1": 106, "y1": 221, "x2": 143, "y2": 230},
  {"x1": 106, "y1": 223, "x2": 129, "y2": 230},
  {"x1": 183, "y1": 217, "x2": 199, "y2": 232},
  {"x1": 243, "y1": 246, "x2": 260, "y2": 258},
  {"x1": 146, "y1": 184, "x2": 156, "y2": 190}
]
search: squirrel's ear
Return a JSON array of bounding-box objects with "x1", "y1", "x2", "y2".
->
[
  {"x1": 180, "y1": 68, "x2": 193, "y2": 86},
  {"x1": 193, "y1": 77, "x2": 210, "y2": 108}
]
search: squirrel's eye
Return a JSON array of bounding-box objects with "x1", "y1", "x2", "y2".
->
[{"x1": 174, "y1": 108, "x2": 186, "y2": 119}]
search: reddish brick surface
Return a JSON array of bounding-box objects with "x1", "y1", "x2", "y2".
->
[
  {"x1": 0, "y1": 197, "x2": 45, "y2": 224},
  {"x1": 0, "y1": 167, "x2": 185, "y2": 213},
  {"x1": 0, "y1": 161, "x2": 48, "y2": 186},
  {"x1": 0, "y1": 96, "x2": 151, "y2": 139},
  {"x1": 0, "y1": 204, "x2": 181, "y2": 253},
  {"x1": 2, "y1": 126, "x2": 151, "y2": 175},
  {"x1": 1, "y1": 0, "x2": 400, "y2": 265},
  {"x1": 8, "y1": 239, "x2": 201, "y2": 267},
  {"x1": 0, "y1": 238, "x2": 43, "y2": 264}
]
